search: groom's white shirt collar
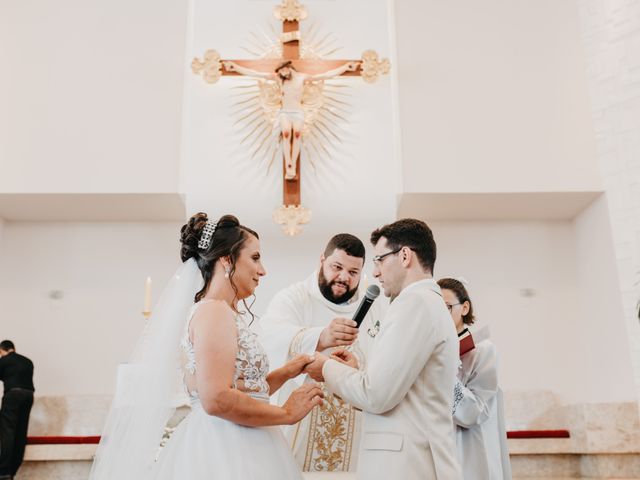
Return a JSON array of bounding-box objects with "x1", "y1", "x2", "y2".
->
[{"x1": 396, "y1": 278, "x2": 442, "y2": 301}]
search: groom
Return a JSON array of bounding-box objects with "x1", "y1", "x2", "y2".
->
[{"x1": 305, "y1": 219, "x2": 461, "y2": 479}]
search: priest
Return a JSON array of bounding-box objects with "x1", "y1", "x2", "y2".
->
[{"x1": 260, "y1": 233, "x2": 386, "y2": 472}]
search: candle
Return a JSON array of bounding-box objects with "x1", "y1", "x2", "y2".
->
[{"x1": 144, "y1": 277, "x2": 152, "y2": 312}]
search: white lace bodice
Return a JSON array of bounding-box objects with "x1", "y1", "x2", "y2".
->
[{"x1": 180, "y1": 300, "x2": 270, "y2": 400}]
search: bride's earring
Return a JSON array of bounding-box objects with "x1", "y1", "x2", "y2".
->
[{"x1": 224, "y1": 267, "x2": 230, "y2": 279}]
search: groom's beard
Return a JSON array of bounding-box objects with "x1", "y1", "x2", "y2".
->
[{"x1": 318, "y1": 270, "x2": 359, "y2": 304}]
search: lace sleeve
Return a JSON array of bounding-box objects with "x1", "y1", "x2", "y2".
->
[{"x1": 452, "y1": 379, "x2": 464, "y2": 415}]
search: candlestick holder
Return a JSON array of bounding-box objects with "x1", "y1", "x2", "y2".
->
[{"x1": 142, "y1": 310, "x2": 152, "y2": 320}]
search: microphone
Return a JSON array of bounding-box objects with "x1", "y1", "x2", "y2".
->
[{"x1": 353, "y1": 285, "x2": 380, "y2": 328}]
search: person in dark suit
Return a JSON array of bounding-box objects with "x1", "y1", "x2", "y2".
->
[{"x1": 0, "y1": 340, "x2": 34, "y2": 480}]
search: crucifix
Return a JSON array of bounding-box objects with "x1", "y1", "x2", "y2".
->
[{"x1": 192, "y1": 0, "x2": 390, "y2": 235}]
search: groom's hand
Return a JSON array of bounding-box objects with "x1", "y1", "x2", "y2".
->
[
  {"x1": 317, "y1": 317, "x2": 358, "y2": 351},
  {"x1": 331, "y1": 348, "x2": 358, "y2": 369},
  {"x1": 304, "y1": 353, "x2": 329, "y2": 382}
]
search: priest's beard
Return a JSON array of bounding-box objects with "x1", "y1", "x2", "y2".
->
[{"x1": 318, "y1": 269, "x2": 359, "y2": 304}]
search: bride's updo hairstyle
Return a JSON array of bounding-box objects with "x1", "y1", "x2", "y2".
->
[{"x1": 180, "y1": 212, "x2": 259, "y2": 304}]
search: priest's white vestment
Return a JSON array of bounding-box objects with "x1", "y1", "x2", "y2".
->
[{"x1": 260, "y1": 272, "x2": 386, "y2": 472}]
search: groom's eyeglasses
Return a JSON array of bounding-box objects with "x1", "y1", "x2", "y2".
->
[{"x1": 372, "y1": 247, "x2": 402, "y2": 265}]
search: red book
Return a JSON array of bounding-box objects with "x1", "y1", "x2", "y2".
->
[
  {"x1": 459, "y1": 326, "x2": 490, "y2": 357},
  {"x1": 459, "y1": 330, "x2": 475, "y2": 356}
]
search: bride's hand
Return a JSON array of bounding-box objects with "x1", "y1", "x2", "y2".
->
[
  {"x1": 284, "y1": 354, "x2": 315, "y2": 379},
  {"x1": 283, "y1": 383, "x2": 324, "y2": 424}
]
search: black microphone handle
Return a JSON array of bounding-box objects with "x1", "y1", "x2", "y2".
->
[{"x1": 353, "y1": 297, "x2": 374, "y2": 328}]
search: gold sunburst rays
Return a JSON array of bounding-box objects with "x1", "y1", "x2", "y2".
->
[
  {"x1": 247, "y1": 28, "x2": 282, "y2": 60},
  {"x1": 305, "y1": 129, "x2": 333, "y2": 158},
  {"x1": 300, "y1": 21, "x2": 342, "y2": 62},
  {"x1": 230, "y1": 86, "x2": 260, "y2": 97},
  {"x1": 240, "y1": 46, "x2": 263, "y2": 58},
  {"x1": 246, "y1": 123, "x2": 274, "y2": 151},
  {"x1": 239, "y1": 115, "x2": 267, "y2": 142},
  {"x1": 301, "y1": 21, "x2": 318, "y2": 45},
  {"x1": 323, "y1": 96, "x2": 351, "y2": 107},
  {"x1": 302, "y1": 36, "x2": 340, "y2": 60},
  {"x1": 253, "y1": 33, "x2": 281, "y2": 58},
  {"x1": 323, "y1": 82, "x2": 351, "y2": 92},
  {"x1": 232, "y1": 95, "x2": 261, "y2": 107},
  {"x1": 264, "y1": 138, "x2": 281, "y2": 173},
  {"x1": 303, "y1": 131, "x2": 328, "y2": 159},
  {"x1": 311, "y1": 118, "x2": 337, "y2": 145},
  {"x1": 232, "y1": 107, "x2": 263, "y2": 126},
  {"x1": 230, "y1": 25, "x2": 352, "y2": 178},
  {"x1": 231, "y1": 82, "x2": 261, "y2": 90},
  {"x1": 251, "y1": 128, "x2": 279, "y2": 161},
  {"x1": 316, "y1": 113, "x2": 346, "y2": 141},
  {"x1": 308, "y1": 38, "x2": 340, "y2": 59}
]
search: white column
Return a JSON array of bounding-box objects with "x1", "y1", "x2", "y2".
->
[{"x1": 577, "y1": 0, "x2": 640, "y2": 399}]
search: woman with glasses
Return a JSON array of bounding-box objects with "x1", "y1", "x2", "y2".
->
[{"x1": 437, "y1": 278, "x2": 512, "y2": 480}]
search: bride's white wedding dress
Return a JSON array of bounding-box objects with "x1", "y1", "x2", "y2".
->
[{"x1": 153, "y1": 300, "x2": 302, "y2": 479}]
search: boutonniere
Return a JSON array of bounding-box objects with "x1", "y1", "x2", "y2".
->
[{"x1": 367, "y1": 320, "x2": 380, "y2": 338}]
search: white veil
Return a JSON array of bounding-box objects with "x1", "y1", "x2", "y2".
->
[{"x1": 89, "y1": 258, "x2": 202, "y2": 480}]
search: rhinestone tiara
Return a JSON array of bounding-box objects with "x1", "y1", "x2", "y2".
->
[{"x1": 198, "y1": 220, "x2": 218, "y2": 250}]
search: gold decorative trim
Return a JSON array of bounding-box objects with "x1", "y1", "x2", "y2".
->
[
  {"x1": 191, "y1": 49, "x2": 222, "y2": 84},
  {"x1": 274, "y1": 0, "x2": 308, "y2": 22},
  {"x1": 288, "y1": 327, "x2": 309, "y2": 359},
  {"x1": 360, "y1": 50, "x2": 391, "y2": 84},
  {"x1": 303, "y1": 389, "x2": 356, "y2": 471}
]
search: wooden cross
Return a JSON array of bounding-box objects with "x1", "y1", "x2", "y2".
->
[{"x1": 192, "y1": 0, "x2": 389, "y2": 232}]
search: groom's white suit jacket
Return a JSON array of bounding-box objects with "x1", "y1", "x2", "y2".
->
[{"x1": 322, "y1": 279, "x2": 462, "y2": 480}]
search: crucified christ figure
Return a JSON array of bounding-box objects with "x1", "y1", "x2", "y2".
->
[{"x1": 223, "y1": 60, "x2": 359, "y2": 180}]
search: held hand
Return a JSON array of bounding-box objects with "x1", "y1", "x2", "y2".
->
[
  {"x1": 347, "y1": 61, "x2": 360, "y2": 72},
  {"x1": 330, "y1": 348, "x2": 358, "y2": 369},
  {"x1": 317, "y1": 317, "x2": 358, "y2": 350},
  {"x1": 222, "y1": 61, "x2": 235, "y2": 71},
  {"x1": 284, "y1": 354, "x2": 315, "y2": 379},
  {"x1": 282, "y1": 383, "x2": 324, "y2": 424},
  {"x1": 303, "y1": 353, "x2": 329, "y2": 382}
]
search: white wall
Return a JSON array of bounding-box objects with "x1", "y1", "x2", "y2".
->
[
  {"x1": 394, "y1": 0, "x2": 602, "y2": 193},
  {"x1": 432, "y1": 217, "x2": 636, "y2": 404},
  {"x1": 0, "y1": 0, "x2": 188, "y2": 193},
  {"x1": 572, "y1": 195, "x2": 637, "y2": 403},
  {"x1": 0, "y1": 221, "x2": 181, "y2": 395}
]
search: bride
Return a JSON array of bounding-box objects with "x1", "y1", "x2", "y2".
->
[{"x1": 89, "y1": 213, "x2": 323, "y2": 480}]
